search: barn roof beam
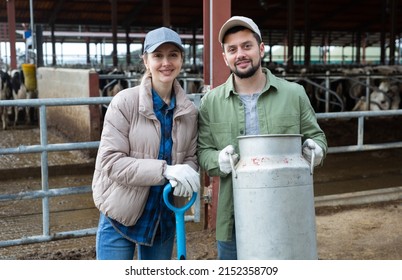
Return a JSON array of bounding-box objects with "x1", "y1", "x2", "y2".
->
[{"x1": 48, "y1": 0, "x2": 66, "y2": 25}]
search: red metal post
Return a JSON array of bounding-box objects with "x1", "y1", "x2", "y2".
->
[
  {"x1": 202, "y1": 0, "x2": 231, "y2": 230},
  {"x1": 7, "y1": 0, "x2": 17, "y2": 69}
]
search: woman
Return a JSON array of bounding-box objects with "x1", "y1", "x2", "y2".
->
[{"x1": 92, "y1": 27, "x2": 199, "y2": 260}]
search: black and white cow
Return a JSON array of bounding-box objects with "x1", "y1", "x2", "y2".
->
[
  {"x1": 10, "y1": 69, "x2": 38, "y2": 125},
  {"x1": 98, "y1": 68, "x2": 128, "y2": 97},
  {"x1": 0, "y1": 70, "x2": 13, "y2": 130},
  {"x1": 353, "y1": 79, "x2": 401, "y2": 111}
]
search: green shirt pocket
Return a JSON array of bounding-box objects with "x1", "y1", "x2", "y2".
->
[
  {"x1": 210, "y1": 122, "x2": 233, "y2": 149},
  {"x1": 270, "y1": 115, "x2": 300, "y2": 134}
]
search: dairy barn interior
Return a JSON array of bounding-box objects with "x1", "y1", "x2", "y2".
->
[
  {"x1": 0, "y1": 0, "x2": 402, "y2": 260},
  {"x1": 2, "y1": 1, "x2": 402, "y2": 109}
]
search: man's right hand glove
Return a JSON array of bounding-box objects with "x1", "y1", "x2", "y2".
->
[
  {"x1": 163, "y1": 164, "x2": 200, "y2": 197},
  {"x1": 218, "y1": 145, "x2": 239, "y2": 174}
]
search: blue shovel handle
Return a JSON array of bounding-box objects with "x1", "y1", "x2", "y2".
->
[{"x1": 163, "y1": 183, "x2": 197, "y2": 260}]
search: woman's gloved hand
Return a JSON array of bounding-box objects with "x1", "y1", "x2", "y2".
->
[{"x1": 163, "y1": 164, "x2": 200, "y2": 197}]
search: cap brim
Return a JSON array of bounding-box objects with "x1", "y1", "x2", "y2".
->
[{"x1": 145, "y1": 41, "x2": 184, "y2": 53}]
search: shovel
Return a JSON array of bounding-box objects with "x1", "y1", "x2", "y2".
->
[{"x1": 163, "y1": 183, "x2": 197, "y2": 260}]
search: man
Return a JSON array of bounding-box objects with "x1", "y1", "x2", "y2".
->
[{"x1": 197, "y1": 16, "x2": 328, "y2": 260}]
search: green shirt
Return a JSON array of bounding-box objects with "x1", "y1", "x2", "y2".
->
[{"x1": 197, "y1": 68, "x2": 328, "y2": 241}]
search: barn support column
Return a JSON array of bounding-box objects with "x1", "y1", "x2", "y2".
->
[
  {"x1": 283, "y1": 36, "x2": 287, "y2": 64},
  {"x1": 85, "y1": 28, "x2": 90, "y2": 66},
  {"x1": 60, "y1": 41, "x2": 64, "y2": 65},
  {"x1": 111, "y1": 0, "x2": 118, "y2": 67},
  {"x1": 356, "y1": 31, "x2": 361, "y2": 64},
  {"x1": 202, "y1": 0, "x2": 231, "y2": 230},
  {"x1": 36, "y1": 24, "x2": 44, "y2": 67},
  {"x1": 321, "y1": 32, "x2": 331, "y2": 64},
  {"x1": 268, "y1": 32, "x2": 273, "y2": 63},
  {"x1": 303, "y1": 0, "x2": 311, "y2": 66},
  {"x1": 389, "y1": 0, "x2": 397, "y2": 65},
  {"x1": 362, "y1": 34, "x2": 366, "y2": 64},
  {"x1": 6, "y1": 0, "x2": 17, "y2": 69},
  {"x1": 320, "y1": 33, "x2": 325, "y2": 64},
  {"x1": 101, "y1": 39, "x2": 105, "y2": 65},
  {"x1": 380, "y1": 1, "x2": 386, "y2": 64},
  {"x1": 203, "y1": 0, "x2": 230, "y2": 87},
  {"x1": 327, "y1": 32, "x2": 331, "y2": 64},
  {"x1": 51, "y1": 25, "x2": 56, "y2": 66},
  {"x1": 287, "y1": 0, "x2": 295, "y2": 69},
  {"x1": 86, "y1": 39, "x2": 90, "y2": 65},
  {"x1": 351, "y1": 33, "x2": 355, "y2": 64},
  {"x1": 125, "y1": 28, "x2": 131, "y2": 67},
  {"x1": 297, "y1": 31, "x2": 302, "y2": 65},
  {"x1": 342, "y1": 45, "x2": 345, "y2": 65},
  {"x1": 192, "y1": 26, "x2": 197, "y2": 71}
]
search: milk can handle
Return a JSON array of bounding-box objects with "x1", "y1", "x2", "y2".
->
[
  {"x1": 310, "y1": 149, "x2": 315, "y2": 175},
  {"x1": 229, "y1": 154, "x2": 237, "y2": 178}
]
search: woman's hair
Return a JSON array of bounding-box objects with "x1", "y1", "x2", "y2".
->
[
  {"x1": 138, "y1": 54, "x2": 151, "y2": 83},
  {"x1": 140, "y1": 53, "x2": 149, "y2": 76}
]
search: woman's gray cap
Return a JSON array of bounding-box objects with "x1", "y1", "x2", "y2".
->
[{"x1": 143, "y1": 27, "x2": 184, "y2": 53}]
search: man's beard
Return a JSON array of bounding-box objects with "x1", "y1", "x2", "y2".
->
[{"x1": 231, "y1": 58, "x2": 261, "y2": 79}]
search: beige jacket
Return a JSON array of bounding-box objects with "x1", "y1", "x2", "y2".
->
[{"x1": 92, "y1": 75, "x2": 198, "y2": 226}]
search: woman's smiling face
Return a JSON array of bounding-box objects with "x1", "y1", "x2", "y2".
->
[{"x1": 144, "y1": 43, "x2": 183, "y2": 85}]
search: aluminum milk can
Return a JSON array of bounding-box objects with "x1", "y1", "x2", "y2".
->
[{"x1": 230, "y1": 134, "x2": 317, "y2": 260}]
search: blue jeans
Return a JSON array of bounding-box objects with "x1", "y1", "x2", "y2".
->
[
  {"x1": 96, "y1": 213, "x2": 174, "y2": 260},
  {"x1": 217, "y1": 228, "x2": 238, "y2": 260}
]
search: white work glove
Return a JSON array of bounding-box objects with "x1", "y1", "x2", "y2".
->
[
  {"x1": 218, "y1": 145, "x2": 239, "y2": 174},
  {"x1": 163, "y1": 164, "x2": 200, "y2": 197},
  {"x1": 302, "y1": 139, "x2": 324, "y2": 167}
]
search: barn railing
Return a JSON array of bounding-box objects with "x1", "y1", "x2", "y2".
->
[
  {"x1": 317, "y1": 110, "x2": 402, "y2": 153},
  {"x1": 0, "y1": 96, "x2": 201, "y2": 248},
  {"x1": 1, "y1": 96, "x2": 402, "y2": 248},
  {"x1": 284, "y1": 72, "x2": 402, "y2": 112}
]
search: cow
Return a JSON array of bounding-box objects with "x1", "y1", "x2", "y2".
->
[
  {"x1": 13, "y1": 83, "x2": 38, "y2": 125},
  {"x1": 105, "y1": 79, "x2": 124, "y2": 97},
  {"x1": 0, "y1": 70, "x2": 13, "y2": 130},
  {"x1": 352, "y1": 79, "x2": 401, "y2": 111},
  {"x1": 98, "y1": 68, "x2": 128, "y2": 97},
  {"x1": 10, "y1": 69, "x2": 38, "y2": 126}
]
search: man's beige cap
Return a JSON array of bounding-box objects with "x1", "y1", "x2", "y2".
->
[{"x1": 218, "y1": 16, "x2": 262, "y2": 44}]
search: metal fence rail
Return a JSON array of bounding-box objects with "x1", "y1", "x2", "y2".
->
[
  {"x1": 1, "y1": 96, "x2": 402, "y2": 248},
  {"x1": 317, "y1": 109, "x2": 402, "y2": 153},
  {"x1": 0, "y1": 96, "x2": 200, "y2": 248}
]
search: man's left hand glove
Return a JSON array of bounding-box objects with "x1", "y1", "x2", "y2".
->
[{"x1": 302, "y1": 139, "x2": 324, "y2": 167}]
